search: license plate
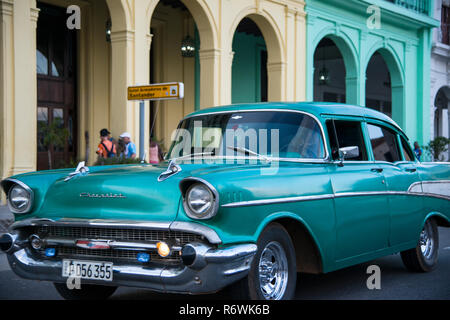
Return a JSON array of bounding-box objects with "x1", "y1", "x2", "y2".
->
[{"x1": 62, "y1": 260, "x2": 113, "y2": 281}]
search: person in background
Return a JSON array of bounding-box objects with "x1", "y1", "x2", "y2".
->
[
  {"x1": 414, "y1": 141, "x2": 423, "y2": 161},
  {"x1": 120, "y1": 132, "x2": 137, "y2": 159},
  {"x1": 96, "y1": 129, "x2": 116, "y2": 158},
  {"x1": 149, "y1": 139, "x2": 164, "y2": 164}
]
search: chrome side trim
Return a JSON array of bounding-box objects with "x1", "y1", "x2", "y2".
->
[
  {"x1": 10, "y1": 218, "x2": 222, "y2": 245},
  {"x1": 221, "y1": 194, "x2": 334, "y2": 208},
  {"x1": 222, "y1": 188, "x2": 450, "y2": 208}
]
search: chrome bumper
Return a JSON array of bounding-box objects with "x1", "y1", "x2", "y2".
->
[{"x1": 7, "y1": 243, "x2": 257, "y2": 294}]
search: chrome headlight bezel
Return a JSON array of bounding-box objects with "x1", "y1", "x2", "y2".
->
[
  {"x1": 4, "y1": 180, "x2": 34, "y2": 214},
  {"x1": 180, "y1": 178, "x2": 219, "y2": 220}
]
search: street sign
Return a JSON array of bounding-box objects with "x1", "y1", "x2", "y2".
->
[
  {"x1": 128, "y1": 82, "x2": 184, "y2": 101},
  {"x1": 128, "y1": 82, "x2": 184, "y2": 162}
]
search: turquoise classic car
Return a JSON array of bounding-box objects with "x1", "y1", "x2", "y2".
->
[{"x1": 1, "y1": 102, "x2": 449, "y2": 300}]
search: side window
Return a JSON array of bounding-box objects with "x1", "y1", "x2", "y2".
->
[
  {"x1": 400, "y1": 137, "x2": 415, "y2": 162},
  {"x1": 367, "y1": 124, "x2": 401, "y2": 162},
  {"x1": 326, "y1": 120, "x2": 368, "y2": 161}
]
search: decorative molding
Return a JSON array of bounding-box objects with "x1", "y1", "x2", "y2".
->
[
  {"x1": 229, "y1": 51, "x2": 235, "y2": 64},
  {"x1": 307, "y1": 14, "x2": 316, "y2": 26},
  {"x1": 267, "y1": 61, "x2": 287, "y2": 72},
  {"x1": 360, "y1": 30, "x2": 368, "y2": 42},
  {"x1": 285, "y1": 5, "x2": 297, "y2": 18},
  {"x1": 405, "y1": 41, "x2": 412, "y2": 53},
  {"x1": 295, "y1": 10, "x2": 306, "y2": 23},
  {"x1": 146, "y1": 33, "x2": 153, "y2": 51},
  {"x1": 110, "y1": 30, "x2": 135, "y2": 43},
  {"x1": 30, "y1": 7, "x2": 40, "y2": 28},
  {"x1": 335, "y1": 22, "x2": 341, "y2": 36},
  {"x1": 0, "y1": 0, "x2": 13, "y2": 16},
  {"x1": 199, "y1": 48, "x2": 221, "y2": 60},
  {"x1": 256, "y1": 0, "x2": 262, "y2": 14}
]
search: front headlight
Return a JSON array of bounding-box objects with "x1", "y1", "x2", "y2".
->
[
  {"x1": 7, "y1": 183, "x2": 33, "y2": 214},
  {"x1": 182, "y1": 180, "x2": 219, "y2": 220}
]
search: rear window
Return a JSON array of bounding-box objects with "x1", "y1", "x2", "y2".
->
[{"x1": 367, "y1": 124, "x2": 401, "y2": 162}]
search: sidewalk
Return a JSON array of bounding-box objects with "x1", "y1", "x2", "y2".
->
[{"x1": 0, "y1": 206, "x2": 14, "y2": 233}]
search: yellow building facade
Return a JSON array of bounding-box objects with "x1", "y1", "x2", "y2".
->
[{"x1": 0, "y1": 0, "x2": 307, "y2": 203}]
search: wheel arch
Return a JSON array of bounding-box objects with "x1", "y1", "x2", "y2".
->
[
  {"x1": 256, "y1": 213, "x2": 324, "y2": 274},
  {"x1": 424, "y1": 212, "x2": 450, "y2": 228}
]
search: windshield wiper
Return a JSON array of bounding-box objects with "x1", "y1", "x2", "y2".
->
[
  {"x1": 226, "y1": 146, "x2": 272, "y2": 162},
  {"x1": 171, "y1": 151, "x2": 215, "y2": 161}
]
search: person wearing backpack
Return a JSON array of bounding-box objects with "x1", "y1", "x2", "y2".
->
[{"x1": 96, "y1": 129, "x2": 117, "y2": 158}]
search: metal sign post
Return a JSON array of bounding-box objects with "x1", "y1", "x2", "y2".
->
[
  {"x1": 139, "y1": 100, "x2": 146, "y2": 161},
  {"x1": 128, "y1": 82, "x2": 184, "y2": 162}
]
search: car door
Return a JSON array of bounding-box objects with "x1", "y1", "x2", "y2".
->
[
  {"x1": 366, "y1": 122, "x2": 423, "y2": 247},
  {"x1": 326, "y1": 118, "x2": 390, "y2": 262}
]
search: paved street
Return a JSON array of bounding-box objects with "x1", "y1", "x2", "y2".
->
[
  {"x1": 0, "y1": 206, "x2": 13, "y2": 234},
  {"x1": 0, "y1": 219, "x2": 448, "y2": 300}
]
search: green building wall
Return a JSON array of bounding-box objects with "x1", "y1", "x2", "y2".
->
[{"x1": 305, "y1": 0, "x2": 439, "y2": 145}]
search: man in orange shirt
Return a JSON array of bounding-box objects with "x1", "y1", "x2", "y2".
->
[{"x1": 97, "y1": 129, "x2": 117, "y2": 158}]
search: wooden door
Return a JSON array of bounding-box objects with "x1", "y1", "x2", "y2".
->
[{"x1": 36, "y1": 3, "x2": 77, "y2": 170}]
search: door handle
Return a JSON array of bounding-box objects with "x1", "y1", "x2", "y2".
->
[
  {"x1": 371, "y1": 168, "x2": 383, "y2": 173},
  {"x1": 404, "y1": 168, "x2": 417, "y2": 173}
]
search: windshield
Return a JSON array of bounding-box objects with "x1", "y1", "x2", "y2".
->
[{"x1": 167, "y1": 111, "x2": 326, "y2": 160}]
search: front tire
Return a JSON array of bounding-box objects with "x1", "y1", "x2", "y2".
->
[
  {"x1": 228, "y1": 223, "x2": 297, "y2": 300},
  {"x1": 54, "y1": 282, "x2": 117, "y2": 300},
  {"x1": 400, "y1": 219, "x2": 439, "y2": 273}
]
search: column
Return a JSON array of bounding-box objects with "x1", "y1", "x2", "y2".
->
[
  {"x1": 109, "y1": 30, "x2": 135, "y2": 139},
  {"x1": 295, "y1": 11, "x2": 307, "y2": 101},
  {"x1": 0, "y1": 0, "x2": 13, "y2": 203},
  {"x1": 11, "y1": 0, "x2": 39, "y2": 176},
  {"x1": 199, "y1": 48, "x2": 222, "y2": 107},
  {"x1": 285, "y1": 6, "x2": 296, "y2": 101},
  {"x1": 267, "y1": 62, "x2": 286, "y2": 101}
]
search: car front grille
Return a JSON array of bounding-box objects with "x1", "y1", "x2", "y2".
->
[
  {"x1": 36, "y1": 225, "x2": 204, "y2": 246},
  {"x1": 56, "y1": 246, "x2": 181, "y2": 264},
  {"x1": 32, "y1": 225, "x2": 204, "y2": 265}
]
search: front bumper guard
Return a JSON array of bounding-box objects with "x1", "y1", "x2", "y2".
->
[{"x1": 7, "y1": 243, "x2": 257, "y2": 294}]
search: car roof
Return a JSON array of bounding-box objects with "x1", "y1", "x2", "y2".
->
[{"x1": 186, "y1": 102, "x2": 405, "y2": 135}]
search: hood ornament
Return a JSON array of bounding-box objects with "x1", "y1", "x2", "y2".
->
[
  {"x1": 65, "y1": 161, "x2": 90, "y2": 182},
  {"x1": 158, "y1": 160, "x2": 181, "y2": 182}
]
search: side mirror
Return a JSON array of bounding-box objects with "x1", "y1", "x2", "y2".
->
[{"x1": 339, "y1": 146, "x2": 360, "y2": 160}]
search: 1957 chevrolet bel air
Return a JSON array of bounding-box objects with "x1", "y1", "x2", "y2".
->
[{"x1": 1, "y1": 102, "x2": 449, "y2": 300}]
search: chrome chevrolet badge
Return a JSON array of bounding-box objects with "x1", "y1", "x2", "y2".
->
[{"x1": 79, "y1": 192, "x2": 127, "y2": 199}]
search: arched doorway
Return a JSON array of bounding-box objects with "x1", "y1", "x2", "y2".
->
[
  {"x1": 434, "y1": 86, "x2": 450, "y2": 139},
  {"x1": 365, "y1": 52, "x2": 392, "y2": 118},
  {"x1": 149, "y1": 0, "x2": 203, "y2": 148},
  {"x1": 231, "y1": 18, "x2": 268, "y2": 104},
  {"x1": 229, "y1": 11, "x2": 284, "y2": 103},
  {"x1": 313, "y1": 37, "x2": 346, "y2": 103},
  {"x1": 365, "y1": 48, "x2": 404, "y2": 124},
  {"x1": 311, "y1": 34, "x2": 358, "y2": 104}
]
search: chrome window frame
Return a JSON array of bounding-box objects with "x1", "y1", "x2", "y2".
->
[{"x1": 170, "y1": 109, "x2": 330, "y2": 163}]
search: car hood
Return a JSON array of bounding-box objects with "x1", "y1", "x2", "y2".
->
[
  {"x1": 10, "y1": 160, "x2": 275, "y2": 222},
  {"x1": 37, "y1": 164, "x2": 184, "y2": 221}
]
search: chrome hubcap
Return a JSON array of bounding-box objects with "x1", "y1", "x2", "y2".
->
[
  {"x1": 258, "y1": 241, "x2": 288, "y2": 300},
  {"x1": 420, "y1": 221, "x2": 434, "y2": 260}
]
